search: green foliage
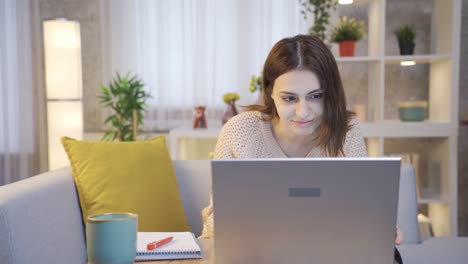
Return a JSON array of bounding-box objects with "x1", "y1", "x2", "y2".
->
[
  {"x1": 299, "y1": 0, "x2": 339, "y2": 41},
  {"x1": 330, "y1": 16, "x2": 366, "y2": 43},
  {"x1": 223, "y1": 93, "x2": 240, "y2": 104},
  {"x1": 394, "y1": 24, "x2": 416, "y2": 44},
  {"x1": 98, "y1": 72, "x2": 151, "y2": 141},
  {"x1": 249, "y1": 73, "x2": 262, "y2": 93}
]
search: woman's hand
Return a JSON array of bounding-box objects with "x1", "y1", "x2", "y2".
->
[{"x1": 395, "y1": 226, "x2": 403, "y2": 245}]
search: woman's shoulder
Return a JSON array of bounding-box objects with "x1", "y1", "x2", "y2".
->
[
  {"x1": 219, "y1": 111, "x2": 264, "y2": 139},
  {"x1": 222, "y1": 110, "x2": 264, "y2": 130},
  {"x1": 229, "y1": 110, "x2": 262, "y2": 122},
  {"x1": 344, "y1": 116, "x2": 367, "y2": 157},
  {"x1": 346, "y1": 116, "x2": 363, "y2": 133},
  {"x1": 348, "y1": 116, "x2": 360, "y2": 126},
  {"x1": 348, "y1": 117, "x2": 358, "y2": 131},
  {"x1": 215, "y1": 111, "x2": 267, "y2": 158}
]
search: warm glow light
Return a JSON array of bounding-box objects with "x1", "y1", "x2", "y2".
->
[
  {"x1": 400, "y1": 61, "x2": 416, "y2": 66},
  {"x1": 47, "y1": 101, "x2": 83, "y2": 169},
  {"x1": 43, "y1": 19, "x2": 82, "y2": 100},
  {"x1": 339, "y1": 0, "x2": 353, "y2": 4},
  {"x1": 43, "y1": 19, "x2": 83, "y2": 170}
]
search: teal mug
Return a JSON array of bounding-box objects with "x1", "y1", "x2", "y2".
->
[{"x1": 86, "y1": 212, "x2": 138, "y2": 264}]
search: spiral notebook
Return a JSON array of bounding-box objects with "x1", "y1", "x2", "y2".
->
[{"x1": 135, "y1": 232, "x2": 202, "y2": 261}]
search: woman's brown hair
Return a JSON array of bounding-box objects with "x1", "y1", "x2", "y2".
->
[{"x1": 247, "y1": 34, "x2": 354, "y2": 157}]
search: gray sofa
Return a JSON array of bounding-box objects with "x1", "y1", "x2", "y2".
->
[{"x1": 0, "y1": 160, "x2": 466, "y2": 264}]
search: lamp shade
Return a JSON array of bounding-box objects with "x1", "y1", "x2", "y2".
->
[
  {"x1": 47, "y1": 101, "x2": 83, "y2": 169},
  {"x1": 43, "y1": 19, "x2": 83, "y2": 170},
  {"x1": 43, "y1": 19, "x2": 82, "y2": 99}
]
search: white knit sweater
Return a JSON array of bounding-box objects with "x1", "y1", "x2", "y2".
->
[
  {"x1": 199, "y1": 110, "x2": 368, "y2": 238},
  {"x1": 215, "y1": 110, "x2": 367, "y2": 158}
]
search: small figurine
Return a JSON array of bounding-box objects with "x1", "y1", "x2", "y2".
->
[{"x1": 193, "y1": 105, "x2": 207, "y2": 129}]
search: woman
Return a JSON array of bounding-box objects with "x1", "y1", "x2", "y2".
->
[{"x1": 201, "y1": 34, "x2": 403, "y2": 263}]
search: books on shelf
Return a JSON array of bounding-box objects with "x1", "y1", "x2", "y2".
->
[{"x1": 135, "y1": 232, "x2": 202, "y2": 261}]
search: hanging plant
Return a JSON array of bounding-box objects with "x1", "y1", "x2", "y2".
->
[{"x1": 299, "y1": 0, "x2": 339, "y2": 42}]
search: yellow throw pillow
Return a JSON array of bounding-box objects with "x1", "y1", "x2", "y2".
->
[{"x1": 61, "y1": 136, "x2": 190, "y2": 232}]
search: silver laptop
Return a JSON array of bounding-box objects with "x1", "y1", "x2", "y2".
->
[{"x1": 212, "y1": 158, "x2": 401, "y2": 264}]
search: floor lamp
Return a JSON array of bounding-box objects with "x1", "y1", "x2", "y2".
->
[{"x1": 43, "y1": 19, "x2": 83, "y2": 170}]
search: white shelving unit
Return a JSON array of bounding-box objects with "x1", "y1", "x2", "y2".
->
[{"x1": 336, "y1": 0, "x2": 460, "y2": 237}]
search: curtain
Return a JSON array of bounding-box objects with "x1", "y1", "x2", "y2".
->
[
  {"x1": 0, "y1": 0, "x2": 45, "y2": 185},
  {"x1": 100, "y1": 0, "x2": 308, "y2": 130}
]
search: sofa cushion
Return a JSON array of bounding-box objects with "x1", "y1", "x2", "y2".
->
[{"x1": 61, "y1": 136, "x2": 190, "y2": 232}]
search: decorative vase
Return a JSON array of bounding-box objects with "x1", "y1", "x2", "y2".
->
[
  {"x1": 222, "y1": 101, "x2": 238, "y2": 125},
  {"x1": 338, "y1": 41, "x2": 356, "y2": 57},
  {"x1": 193, "y1": 105, "x2": 207, "y2": 128},
  {"x1": 397, "y1": 100, "x2": 427, "y2": 122},
  {"x1": 398, "y1": 42, "x2": 415, "y2": 55}
]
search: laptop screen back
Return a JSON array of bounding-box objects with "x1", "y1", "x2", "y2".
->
[{"x1": 212, "y1": 158, "x2": 400, "y2": 264}]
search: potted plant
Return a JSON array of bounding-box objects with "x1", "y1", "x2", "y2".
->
[
  {"x1": 394, "y1": 24, "x2": 416, "y2": 55},
  {"x1": 331, "y1": 16, "x2": 365, "y2": 57},
  {"x1": 222, "y1": 92, "x2": 240, "y2": 125},
  {"x1": 299, "y1": 0, "x2": 339, "y2": 42},
  {"x1": 99, "y1": 72, "x2": 151, "y2": 141}
]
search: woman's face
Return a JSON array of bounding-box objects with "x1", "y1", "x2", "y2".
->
[{"x1": 271, "y1": 69, "x2": 324, "y2": 136}]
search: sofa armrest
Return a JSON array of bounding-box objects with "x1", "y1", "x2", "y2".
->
[
  {"x1": 0, "y1": 168, "x2": 87, "y2": 264},
  {"x1": 397, "y1": 237, "x2": 468, "y2": 264}
]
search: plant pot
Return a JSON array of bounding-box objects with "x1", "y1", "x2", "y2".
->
[
  {"x1": 398, "y1": 41, "x2": 415, "y2": 55},
  {"x1": 338, "y1": 41, "x2": 356, "y2": 57}
]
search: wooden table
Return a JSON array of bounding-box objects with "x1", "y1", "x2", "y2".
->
[{"x1": 135, "y1": 239, "x2": 213, "y2": 263}]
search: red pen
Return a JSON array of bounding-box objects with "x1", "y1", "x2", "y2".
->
[{"x1": 146, "y1": 236, "x2": 174, "y2": 250}]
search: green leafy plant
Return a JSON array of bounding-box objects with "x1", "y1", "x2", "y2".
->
[
  {"x1": 249, "y1": 73, "x2": 262, "y2": 93},
  {"x1": 222, "y1": 92, "x2": 240, "y2": 104},
  {"x1": 330, "y1": 16, "x2": 366, "y2": 43},
  {"x1": 99, "y1": 72, "x2": 151, "y2": 141},
  {"x1": 394, "y1": 24, "x2": 416, "y2": 44},
  {"x1": 299, "y1": 0, "x2": 339, "y2": 41}
]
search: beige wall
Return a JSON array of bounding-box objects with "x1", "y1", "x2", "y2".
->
[{"x1": 38, "y1": 0, "x2": 102, "y2": 132}]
